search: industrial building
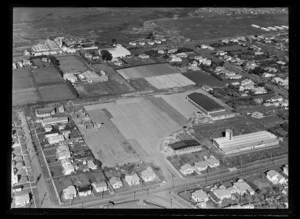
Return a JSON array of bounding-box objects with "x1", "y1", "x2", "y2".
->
[
  {"x1": 31, "y1": 39, "x2": 62, "y2": 56},
  {"x1": 78, "y1": 70, "x2": 108, "y2": 83},
  {"x1": 213, "y1": 129, "x2": 279, "y2": 155},
  {"x1": 41, "y1": 116, "x2": 69, "y2": 127},
  {"x1": 186, "y1": 92, "x2": 235, "y2": 120},
  {"x1": 169, "y1": 139, "x2": 202, "y2": 155}
]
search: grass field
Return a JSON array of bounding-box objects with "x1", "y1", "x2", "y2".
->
[
  {"x1": 91, "y1": 63, "x2": 117, "y2": 75},
  {"x1": 129, "y1": 78, "x2": 158, "y2": 91},
  {"x1": 182, "y1": 71, "x2": 226, "y2": 87},
  {"x1": 56, "y1": 55, "x2": 89, "y2": 74},
  {"x1": 38, "y1": 84, "x2": 76, "y2": 101},
  {"x1": 32, "y1": 66, "x2": 65, "y2": 86},
  {"x1": 117, "y1": 63, "x2": 179, "y2": 79},
  {"x1": 121, "y1": 57, "x2": 156, "y2": 66},
  {"x1": 154, "y1": 14, "x2": 288, "y2": 40},
  {"x1": 13, "y1": 90, "x2": 39, "y2": 106},
  {"x1": 13, "y1": 68, "x2": 35, "y2": 90},
  {"x1": 31, "y1": 58, "x2": 44, "y2": 68}
]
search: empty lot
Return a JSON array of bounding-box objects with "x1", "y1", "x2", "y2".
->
[
  {"x1": 38, "y1": 84, "x2": 75, "y2": 101},
  {"x1": 13, "y1": 68, "x2": 35, "y2": 90},
  {"x1": 84, "y1": 94, "x2": 197, "y2": 163},
  {"x1": 145, "y1": 73, "x2": 195, "y2": 89},
  {"x1": 117, "y1": 63, "x2": 179, "y2": 79}
]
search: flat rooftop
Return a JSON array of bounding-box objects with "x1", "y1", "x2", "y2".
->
[
  {"x1": 187, "y1": 92, "x2": 224, "y2": 112},
  {"x1": 213, "y1": 131, "x2": 278, "y2": 149}
]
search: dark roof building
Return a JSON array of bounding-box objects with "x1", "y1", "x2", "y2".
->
[
  {"x1": 168, "y1": 139, "x2": 202, "y2": 155},
  {"x1": 186, "y1": 92, "x2": 225, "y2": 115}
]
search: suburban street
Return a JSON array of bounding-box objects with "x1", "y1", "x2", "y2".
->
[{"x1": 19, "y1": 112, "x2": 54, "y2": 208}]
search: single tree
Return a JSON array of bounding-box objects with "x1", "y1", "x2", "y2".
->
[{"x1": 100, "y1": 50, "x2": 113, "y2": 61}]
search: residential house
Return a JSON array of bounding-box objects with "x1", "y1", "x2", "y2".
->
[
  {"x1": 170, "y1": 56, "x2": 182, "y2": 62},
  {"x1": 14, "y1": 193, "x2": 30, "y2": 207},
  {"x1": 125, "y1": 173, "x2": 140, "y2": 186},
  {"x1": 205, "y1": 157, "x2": 220, "y2": 168},
  {"x1": 233, "y1": 179, "x2": 255, "y2": 195},
  {"x1": 180, "y1": 163, "x2": 195, "y2": 175},
  {"x1": 168, "y1": 49, "x2": 177, "y2": 54},
  {"x1": 109, "y1": 177, "x2": 123, "y2": 189},
  {"x1": 77, "y1": 185, "x2": 92, "y2": 197},
  {"x1": 58, "y1": 124, "x2": 66, "y2": 130},
  {"x1": 44, "y1": 125, "x2": 53, "y2": 132},
  {"x1": 157, "y1": 49, "x2": 164, "y2": 54},
  {"x1": 194, "y1": 161, "x2": 209, "y2": 172},
  {"x1": 64, "y1": 73, "x2": 78, "y2": 83},
  {"x1": 35, "y1": 107, "x2": 56, "y2": 118},
  {"x1": 251, "y1": 111, "x2": 264, "y2": 119},
  {"x1": 87, "y1": 160, "x2": 97, "y2": 170},
  {"x1": 129, "y1": 42, "x2": 136, "y2": 46},
  {"x1": 92, "y1": 181, "x2": 108, "y2": 192},
  {"x1": 212, "y1": 188, "x2": 232, "y2": 201},
  {"x1": 148, "y1": 41, "x2": 154, "y2": 45},
  {"x1": 191, "y1": 189, "x2": 209, "y2": 202},
  {"x1": 63, "y1": 185, "x2": 77, "y2": 200},
  {"x1": 139, "y1": 41, "x2": 145, "y2": 46},
  {"x1": 12, "y1": 184, "x2": 23, "y2": 193},
  {"x1": 139, "y1": 54, "x2": 150, "y2": 59},
  {"x1": 17, "y1": 61, "x2": 23, "y2": 68},
  {"x1": 176, "y1": 53, "x2": 188, "y2": 58},
  {"x1": 48, "y1": 134, "x2": 65, "y2": 145},
  {"x1": 140, "y1": 167, "x2": 156, "y2": 182},
  {"x1": 56, "y1": 150, "x2": 71, "y2": 160},
  {"x1": 262, "y1": 73, "x2": 275, "y2": 78},
  {"x1": 84, "y1": 53, "x2": 92, "y2": 59},
  {"x1": 13, "y1": 63, "x2": 17, "y2": 70},
  {"x1": 266, "y1": 170, "x2": 288, "y2": 185},
  {"x1": 114, "y1": 61, "x2": 123, "y2": 66},
  {"x1": 154, "y1": 40, "x2": 161, "y2": 44},
  {"x1": 61, "y1": 158, "x2": 75, "y2": 175}
]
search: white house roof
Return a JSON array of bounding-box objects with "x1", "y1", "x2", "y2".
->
[
  {"x1": 63, "y1": 186, "x2": 77, "y2": 197},
  {"x1": 125, "y1": 173, "x2": 140, "y2": 183},
  {"x1": 180, "y1": 163, "x2": 193, "y2": 171},
  {"x1": 267, "y1": 170, "x2": 279, "y2": 178},
  {"x1": 233, "y1": 180, "x2": 254, "y2": 193},
  {"x1": 110, "y1": 176, "x2": 122, "y2": 185},
  {"x1": 213, "y1": 188, "x2": 231, "y2": 198},
  {"x1": 141, "y1": 167, "x2": 156, "y2": 179},
  {"x1": 205, "y1": 157, "x2": 219, "y2": 166},
  {"x1": 194, "y1": 161, "x2": 208, "y2": 169},
  {"x1": 192, "y1": 190, "x2": 208, "y2": 200},
  {"x1": 93, "y1": 181, "x2": 107, "y2": 188}
]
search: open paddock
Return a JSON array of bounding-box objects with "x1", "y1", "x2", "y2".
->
[
  {"x1": 13, "y1": 68, "x2": 35, "y2": 90},
  {"x1": 38, "y1": 84, "x2": 76, "y2": 101},
  {"x1": 129, "y1": 78, "x2": 157, "y2": 91},
  {"x1": 145, "y1": 75, "x2": 180, "y2": 89},
  {"x1": 121, "y1": 56, "x2": 156, "y2": 66},
  {"x1": 32, "y1": 66, "x2": 65, "y2": 86},
  {"x1": 117, "y1": 63, "x2": 179, "y2": 79},
  {"x1": 91, "y1": 63, "x2": 117, "y2": 75},
  {"x1": 56, "y1": 55, "x2": 89, "y2": 74}
]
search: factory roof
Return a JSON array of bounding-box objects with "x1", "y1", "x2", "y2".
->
[
  {"x1": 187, "y1": 92, "x2": 224, "y2": 112},
  {"x1": 102, "y1": 45, "x2": 131, "y2": 58},
  {"x1": 213, "y1": 131, "x2": 278, "y2": 149},
  {"x1": 15, "y1": 193, "x2": 30, "y2": 203}
]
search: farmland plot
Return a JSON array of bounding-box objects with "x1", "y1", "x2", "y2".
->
[
  {"x1": 38, "y1": 84, "x2": 75, "y2": 101},
  {"x1": 182, "y1": 71, "x2": 225, "y2": 87},
  {"x1": 13, "y1": 68, "x2": 35, "y2": 90},
  {"x1": 145, "y1": 75, "x2": 181, "y2": 89},
  {"x1": 13, "y1": 90, "x2": 39, "y2": 106}
]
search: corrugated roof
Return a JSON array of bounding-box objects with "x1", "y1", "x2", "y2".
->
[
  {"x1": 187, "y1": 92, "x2": 224, "y2": 112},
  {"x1": 214, "y1": 131, "x2": 278, "y2": 149},
  {"x1": 169, "y1": 139, "x2": 199, "y2": 150}
]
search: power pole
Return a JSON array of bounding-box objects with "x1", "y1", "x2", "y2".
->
[
  {"x1": 147, "y1": 188, "x2": 149, "y2": 197},
  {"x1": 134, "y1": 191, "x2": 136, "y2": 200},
  {"x1": 170, "y1": 198, "x2": 172, "y2": 208}
]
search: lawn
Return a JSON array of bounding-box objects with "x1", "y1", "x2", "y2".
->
[
  {"x1": 56, "y1": 55, "x2": 89, "y2": 74},
  {"x1": 32, "y1": 66, "x2": 65, "y2": 86},
  {"x1": 117, "y1": 63, "x2": 179, "y2": 79},
  {"x1": 182, "y1": 71, "x2": 226, "y2": 87},
  {"x1": 38, "y1": 84, "x2": 76, "y2": 101}
]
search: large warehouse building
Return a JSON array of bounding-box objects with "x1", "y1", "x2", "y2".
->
[
  {"x1": 169, "y1": 139, "x2": 202, "y2": 155},
  {"x1": 213, "y1": 129, "x2": 279, "y2": 155},
  {"x1": 186, "y1": 92, "x2": 235, "y2": 120}
]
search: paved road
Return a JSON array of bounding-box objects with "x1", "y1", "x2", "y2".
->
[
  {"x1": 63, "y1": 156, "x2": 287, "y2": 208},
  {"x1": 19, "y1": 112, "x2": 54, "y2": 208}
]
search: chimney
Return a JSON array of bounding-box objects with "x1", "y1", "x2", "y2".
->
[{"x1": 225, "y1": 129, "x2": 233, "y2": 140}]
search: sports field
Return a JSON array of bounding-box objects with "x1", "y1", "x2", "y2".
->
[
  {"x1": 38, "y1": 84, "x2": 76, "y2": 101},
  {"x1": 145, "y1": 73, "x2": 195, "y2": 89},
  {"x1": 56, "y1": 55, "x2": 89, "y2": 74},
  {"x1": 182, "y1": 71, "x2": 226, "y2": 87},
  {"x1": 13, "y1": 89, "x2": 39, "y2": 106},
  {"x1": 117, "y1": 63, "x2": 179, "y2": 79},
  {"x1": 32, "y1": 66, "x2": 65, "y2": 86}
]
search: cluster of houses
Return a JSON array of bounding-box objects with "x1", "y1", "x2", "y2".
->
[
  {"x1": 200, "y1": 44, "x2": 215, "y2": 51},
  {"x1": 191, "y1": 178, "x2": 255, "y2": 208},
  {"x1": 13, "y1": 59, "x2": 32, "y2": 70},
  {"x1": 216, "y1": 50, "x2": 244, "y2": 66},
  {"x1": 61, "y1": 166, "x2": 157, "y2": 200},
  {"x1": 263, "y1": 95, "x2": 289, "y2": 109},
  {"x1": 11, "y1": 123, "x2": 31, "y2": 207},
  {"x1": 234, "y1": 78, "x2": 267, "y2": 95},
  {"x1": 266, "y1": 167, "x2": 288, "y2": 196},
  {"x1": 180, "y1": 155, "x2": 220, "y2": 176},
  {"x1": 214, "y1": 66, "x2": 243, "y2": 80},
  {"x1": 128, "y1": 38, "x2": 165, "y2": 47}
]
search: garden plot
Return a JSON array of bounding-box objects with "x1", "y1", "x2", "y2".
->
[{"x1": 167, "y1": 73, "x2": 196, "y2": 87}]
